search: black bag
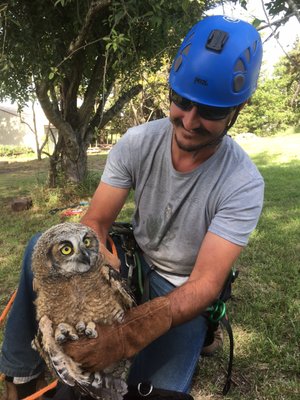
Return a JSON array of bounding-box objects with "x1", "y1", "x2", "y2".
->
[{"x1": 43, "y1": 382, "x2": 193, "y2": 400}]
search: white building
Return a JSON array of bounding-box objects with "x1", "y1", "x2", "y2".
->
[{"x1": 0, "y1": 101, "x2": 53, "y2": 153}]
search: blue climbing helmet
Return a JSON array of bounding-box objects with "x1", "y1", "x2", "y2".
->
[{"x1": 169, "y1": 15, "x2": 263, "y2": 108}]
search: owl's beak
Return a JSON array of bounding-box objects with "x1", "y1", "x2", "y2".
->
[{"x1": 78, "y1": 249, "x2": 90, "y2": 265}]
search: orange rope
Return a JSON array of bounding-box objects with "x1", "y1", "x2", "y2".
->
[
  {"x1": 107, "y1": 235, "x2": 118, "y2": 257},
  {"x1": 22, "y1": 379, "x2": 58, "y2": 400},
  {"x1": 0, "y1": 290, "x2": 17, "y2": 326}
]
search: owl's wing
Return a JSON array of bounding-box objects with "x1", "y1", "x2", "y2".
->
[
  {"x1": 32, "y1": 315, "x2": 128, "y2": 400},
  {"x1": 100, "y1": 264, "x2": 135, "y2": 310}
]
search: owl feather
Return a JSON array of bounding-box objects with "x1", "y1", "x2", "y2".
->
[{"x1": 31, "y1": 222, "x2": 135, "y2": 400}]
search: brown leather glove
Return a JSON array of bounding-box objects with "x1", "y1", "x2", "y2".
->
[
  {"x1": 100, "y1": 242, "x2": 120, "y2": 270},
  {"x1": 63, "y1": 297, "x2": 172, "y2": 371}
]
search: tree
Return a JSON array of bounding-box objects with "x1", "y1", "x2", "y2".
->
[
  {"x1": 0, "y1": 0, "x2": 211, "y2": 186},
  {"x1": 236, "y1": 0, "x2": 300, "y2": 25},
  {"x1": 274, "y1": 38, "x2": 300, "y2": 124},
  {"x1": 97, "y1": 58, "x2": 171, "y2": 143},
  {"x1": 20, "y1": 98, "x2": 50, "y2": 161},
  {"x1": 232, "y1": 40, "x2": 300, "y2": 136}
]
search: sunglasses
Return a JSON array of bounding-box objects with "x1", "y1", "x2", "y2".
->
[{"x1": 169, "y1": 89, "x2": 235, "y2": 121}]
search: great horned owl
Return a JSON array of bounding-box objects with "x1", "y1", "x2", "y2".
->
[{"x1": 31, "y1": 222, "x2": 135, "y2": 400}]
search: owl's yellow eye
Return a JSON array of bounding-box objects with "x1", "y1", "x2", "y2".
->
[
  {"x1": 60, "y1": 244, "x2": 73, "y2": 255},
  {"x1": 84, "y1": 237, "x2": 91, "y2": 248}
]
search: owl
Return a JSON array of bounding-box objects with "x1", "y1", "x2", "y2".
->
[{"x1": 31, "y1": 222, "x2": 135, "y2": 400}]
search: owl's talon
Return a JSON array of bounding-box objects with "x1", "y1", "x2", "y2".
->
[
  {"x1": 55, "y1": 323, "x2": 79, "y2": 343},
  {"x1": 69, "y1": 333, "x2": 79, "y2": 341},
  {"x1": 85, "y1": 329, "x2": 97, "y2": 338},
  {"x1": 76, "y1": 321, "x2": 86, "y2": 335},
  {"x1": 85, "y1": 321, "x2": 98, "y2": 338},
  {"x1": 56, "y1": 334, "x2": 67, "y2": 344}
]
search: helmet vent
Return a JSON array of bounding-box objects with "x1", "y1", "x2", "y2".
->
[
  {"x1": 234, "y1": 75, "x2": 245, "y2": 92},
  {"x1": 182, "y1": 44, "x2": 192, "y2": 56},
  {"x1": 185, "y1": 32, "x2": 195, "y2": 43},
  {"x1": 244, "y1": 48, "x2": 251, "y2": 62},
  {"x1": 174, "y1": 55, "x2": 183, "y2": 72},
  {"x1": 234, "y1": 59, "x2": 245, "y2": 72},
  {"x1": 252, "y1": 40, "x2": 257, "y2": 53}
]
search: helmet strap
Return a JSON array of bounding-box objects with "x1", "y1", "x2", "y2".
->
[
  {"x1": 188, "y1": 104, "x2": 243, "y2": 151},
  {"x1": 226, "y1": 103, "x2": 244, "y2": 130}
]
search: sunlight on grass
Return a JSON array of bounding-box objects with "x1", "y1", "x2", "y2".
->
[
  {"x1": 230, "y1": 325, "x2": 258, "y2": 358},
  {"x1": 236, "y1": 132, "x2": 300, "y2": 164}
]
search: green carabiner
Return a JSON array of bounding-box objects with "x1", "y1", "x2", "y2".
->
[{"x1": 208, "y1": 299, "x2": 226, "y2": 323}]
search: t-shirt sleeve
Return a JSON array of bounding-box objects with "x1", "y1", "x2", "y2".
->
[
  {"x1": 101, "y1": 132, "x2": 133, "y2": 189},
  {"x1": 208, "y1": 177, "x2": 264, "y2": 246}
]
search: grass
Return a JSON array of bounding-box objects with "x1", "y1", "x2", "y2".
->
[
  {"x1": 191, "y1": 133, "x2": 300, "y2": 400},
  {"x1": 0, "y1": 134, "x2": 300, "y2": 399}
]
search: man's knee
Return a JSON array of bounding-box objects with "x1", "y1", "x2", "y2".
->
[{"x1": 21, "y1": 233, "x2": 42, "y2": 281}]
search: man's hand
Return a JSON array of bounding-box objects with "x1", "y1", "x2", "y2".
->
[{"x1": 63, "y1": 297, "x2": 172, "y2": 372}]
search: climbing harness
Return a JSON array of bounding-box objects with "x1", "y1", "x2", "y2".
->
[
  {"x1": 203, "y1": 268, "x2": 239, "y2": 395},
  {"x1": 109, "y1": 222, "x2": 144, "y2": 303}
]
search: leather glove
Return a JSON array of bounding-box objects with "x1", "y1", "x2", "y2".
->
[
  {"x1": 63, "y1": 297, "x2": 172, "y2": 371},
  {"x1": 100, "y1": 242, "x2": 120, "y2": 270}
]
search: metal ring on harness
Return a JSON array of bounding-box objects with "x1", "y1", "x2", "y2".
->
[{"x1": 138, "y1": 383, "x2": 154, "y2": 396}]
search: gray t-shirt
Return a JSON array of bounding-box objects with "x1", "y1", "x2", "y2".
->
[{"x1": 102, "y1": 118, "x2": 264, "y2": 277}]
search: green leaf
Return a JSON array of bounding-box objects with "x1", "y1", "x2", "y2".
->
[{"x1": 252, "y1": 18, "x2": 263, "y2": 28}]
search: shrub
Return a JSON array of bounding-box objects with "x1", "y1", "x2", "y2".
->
[{"x1": 0, "y1": 145, "x2": 35, "y2": 157}]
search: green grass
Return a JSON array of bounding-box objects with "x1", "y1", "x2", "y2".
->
[
  {"x1": 0, "y1": 134, "x2": 300, "y2": 399},
  {"x1": 191, "y1": 133, "x2": 300, "y2": 400}
]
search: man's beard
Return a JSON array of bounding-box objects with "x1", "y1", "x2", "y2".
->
[{"x1": 171, "y1": 117, "x2": 225, "y2": 152}]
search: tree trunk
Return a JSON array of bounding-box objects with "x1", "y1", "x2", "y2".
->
[
  {"x1": 47, "y1": 129, "x2": 88, "y2": 187},
  {"x1": 36, "y1": 80, "x2": 142, "y2": 187},
  {"x1": 61, "y1": 144, "x2": 88, "y2": 183}
]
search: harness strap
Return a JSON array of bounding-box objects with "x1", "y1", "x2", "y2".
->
[
  {"x1": 220, "y1": 315, "x2": 234, "y2": 395},
  {"x1": 141, "y1": 267, "x2": 154, "y2": 304}
]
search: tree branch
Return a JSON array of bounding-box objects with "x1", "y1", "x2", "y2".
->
[
  {"x1": 49, "y1": 84, "x2": 60, "y2": 114},
  {"x1": 67, "y1": 0, "x2": 111, "y2": 56},
  {"x1": 35, "y1": 81, "x2": 78, "y2": 152},
  {"x1": 62, "y1": 54, "x2": 84, "y2": 124},
  {"x1": 259, "y1": 0, "x2": 299, "y2": 68},
  {"x1": 257, "y1": 12, "x2": 296, "y2": 31},
  {"x1": 78, "y1": 52, "x2": 108, "y2": 129},
  {"x1": 98, "y1": 84, "x2": 142, "y2": 129},
  {"x1": 84, "y1": 84, "x2": 142, "y2": 144},
  {"x1": 286, "y1": 0, "x2": 300, "y2": 24}
]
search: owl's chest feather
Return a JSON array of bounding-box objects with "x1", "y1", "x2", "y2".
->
[{"x1": 34, "y1": 266, "x2": 131, "y2": 328}]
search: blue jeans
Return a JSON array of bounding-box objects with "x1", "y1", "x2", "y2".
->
[
  {"x1": 0, "y1": 234, "x2": 208, "y2": 393},
  {"x1": 0, "y1": 234, "x2": 44, "y2": 378}
]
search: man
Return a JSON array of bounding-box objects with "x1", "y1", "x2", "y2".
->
[{"x1": 0, "y1": 15, "x2": 264, "y2": 400}]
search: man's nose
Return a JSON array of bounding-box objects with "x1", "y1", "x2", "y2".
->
[{"x1": 181, "y1": 106, "x2": 204, "y2": 131}]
